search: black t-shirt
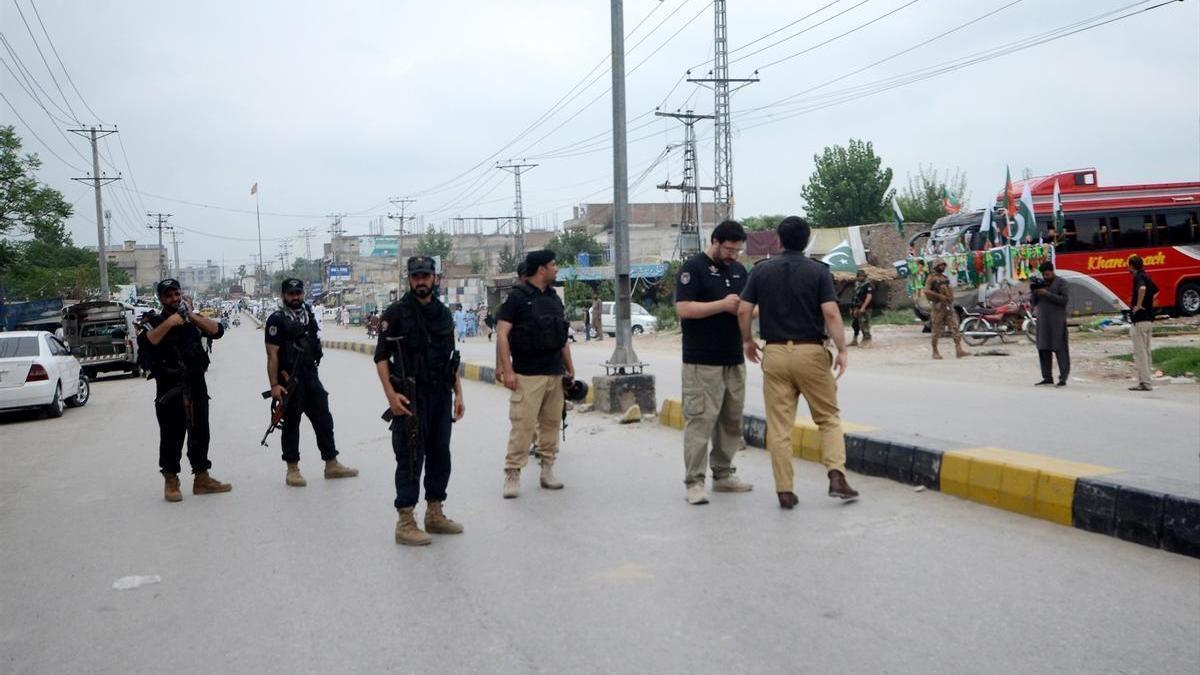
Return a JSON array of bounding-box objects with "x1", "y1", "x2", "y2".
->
[
  {"x1": 740, "y1": 251, "x2": 837, "y2": 342},
  {"x1": 675, "y1": 252, "x2": 747, "y2": 365},
  {"x1": 140, "y1": 310, "x2": 221, "y2": 380},
  {"x1": 1130, "y1": 270, "x2": 1158, "y2": 323},
  {"x1": 497, "y1": 282, "x2": 565, "y2": 376}
]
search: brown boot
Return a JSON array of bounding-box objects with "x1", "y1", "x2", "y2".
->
[
  {"x1": 424, "y1": 501, "x2": 464, "y2": 535},
  {"x1": 395, "y1": 507, "x2": 432, "y2": 546},
  {"x1": 932, "y1": 346, "x2": 943, "y2": 360},
  {"x1": 828, "y1": 470, "x2": 859, "y2": 500},
  {"x1": 285, "y1": 462, "x2": 306, "y2": 487},
  {"x1": 777, "y1": 492, "x2": 799, "y2": 510},
  {"x1": 324, "y1": 459, "x2": 359, "y2": 479},
  {"x1": 849, "y1": 337, "x2": 858, "y2": 347},
  {"x1": 163, "y1": 473, "x2": 182, "y2": 502},
  {"x1": 193, "y1": 471, "x2": 232, "y2": 495}
]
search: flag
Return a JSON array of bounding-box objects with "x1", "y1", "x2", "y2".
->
[
  {"x1": 1003, "y1": 166, "x2": 1016, "y2": 218},
  {"x1": 1052, "y1": 179, "x2": 1064, "y2": 231},
  {"x1": 1012, "y1": 182, "x2": 1037, "y2": 243},
  {"x1": 942, "y1": 186, "x2": 961, "y2": 214},
  {"x1": 250, "y1": 182, "x2": 258, "y2": 196},
  {"x1": 891, "y1": 196, "x2": 904, "y2": 234},
  {"x1": 822, "y1": 239, "x2": 858, "y2": 273},
  {"x1": 979, "y1": 207, "x2": 994, "y2": 246}
]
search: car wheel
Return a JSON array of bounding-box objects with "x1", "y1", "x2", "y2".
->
[
  {"x1": 1177, "y1": 280, "x2": 1200, "y2": 317},
  {"x1": 66, "y1": 375, "x2": 90, "y2": 408},
  {"x1": 45, "y1": 382, "x2": 65, "y2": 418},
  {"x1": 632, "y1": 325, "x2": 644, "y2": 335}
]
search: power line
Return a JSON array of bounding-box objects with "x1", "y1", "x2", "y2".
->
[
  {"x1": 753, "y1": 0, "x2": 924, "y2": 72},
  {"x1": 690, "y1": 0, "x2": 848, "y2": 70},
  {"x1": 0, "y1": 90, "x2": 86, "y2": 171},
  {"x1": 0, "y1": 31, "x2": 76, "y2": 125},
  {"x1": 8, "y1": 0, "x2": 79, "y2": 122},
  {"x1": 27, "y1": 0, "x2": 104, "y2": 122}
]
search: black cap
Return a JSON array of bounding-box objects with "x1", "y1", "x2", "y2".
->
[
  {"x1": 156, "y1": 278, "x2": 181, "y2": 295},
  {"x1": 407, "y1": 256, "x2": 436, "y2": 275},
  {"x1": 516, "y1": 262, "x2": 528, "y2": 278},
  {"x1": 281, "y1": 278, "x2": 304, "y2": 293},
  {"x1": 524, "y1": 249, "x2": 555, "y2": 272}
]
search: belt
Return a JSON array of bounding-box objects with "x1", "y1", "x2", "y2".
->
[{"x1": 765, "y1": 339, "x2": 824, "y2": 346}]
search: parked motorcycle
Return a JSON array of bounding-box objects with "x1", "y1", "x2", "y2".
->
[{"x1": 959, "y1": 299, "x2": 1036, "y2": 346}]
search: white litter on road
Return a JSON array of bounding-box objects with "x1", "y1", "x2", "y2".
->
[{"x1": 112, "y1": 575, "x2": 162, "y2": 591}]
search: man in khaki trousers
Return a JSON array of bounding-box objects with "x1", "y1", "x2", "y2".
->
[
  {"x1": 738, "y1": 216, "x2": 859, "y2": 509},
  {"x1": 1127, "y1": 255, "x2": 1158, "y2": 392},
  {"x1": 496, "y1": 249, "x2": 575, "y2": 498}
]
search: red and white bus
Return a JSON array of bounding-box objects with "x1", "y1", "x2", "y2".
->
[{"x1": 913, "y1": 169, "x2": 1200, "y2": 316}]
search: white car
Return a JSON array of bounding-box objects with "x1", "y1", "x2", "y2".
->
[
  {"x1": 599, "y1": 301, "x2": 658, "y2": 336},
  {"x1": 0, "y1": 331, "x2": 89, "y2": 418}
]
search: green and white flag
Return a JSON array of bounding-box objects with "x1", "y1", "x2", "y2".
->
[
  {"x1": 1052, "y1": 179, "x2": 1065, "y2": 232},
  {"x1": 979, "y1": 207, "x2": 994, "y2": 245},
  {"x1": 891, "y1": 195, "x2": 904, "y2": 234},
  {"x1": 823, "y1": 239, "x2": 858, "y2": 273},
  {"x1": 1012, "y1": 182, "x2": 1037, "y2": 243}
]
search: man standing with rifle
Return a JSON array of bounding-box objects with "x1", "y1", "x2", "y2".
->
[
  {"x1": 139, "y1": 278, "x2": 231, "y2": 502},
  {"x1": 375, "y1": 257, "x2": 465, "y2": 546},
  {"x1": 265, "y1": 278, "x2": 358, "y2": 487}
]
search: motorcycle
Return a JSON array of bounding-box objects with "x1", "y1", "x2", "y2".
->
[
  {"x1": 231, "y1": 317, "x2": 240, "y2": 327},
  {"x1": 959, "y1": 298, "x2": 1036, "y2": 346}
]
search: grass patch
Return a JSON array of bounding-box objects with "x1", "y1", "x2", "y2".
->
[
  {"x1": 870, "y1": 308, "x2": 922, "y2": 326},
  {"x1": 1111, "y1": 346, "x2": 1200, "y2": 378}
]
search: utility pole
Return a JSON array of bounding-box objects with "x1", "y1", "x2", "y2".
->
[
  {"x1": 687, "y1": 0, "x2": 758, "y2": 221},
  {"x1": 387, "y1": 197, "x2": 416, "y2": 289},
  {"x1": 607, "y1": 0, "x2": 639, "y2": 372},
  {"x1": 103, "y1": 209, "x2": 112, "y2": 251},
  {"x1": 496, "y1": 161, "x2": 537, "y2": 259},
  {"x1": 169, "y1": 230, "x2": 182, "y2": 278},
  {"x1": 278, "y1": 240, "x2": 292, "y2": 274},
  {"x1": 327, "y1": 214, "x2": 345, "y2": 308},
  {"x1": 656, "y1": 111, "x2": 715, "y2": 259},
  {"x1": 298, "y1": 226, "x2": 317, "y2": 288},
  {"x1": 69, "y1": 126, "x2": 120, "y2": 300},
  {"x1": 146, "y1": 213, "x2": 173, "y2": 281}
]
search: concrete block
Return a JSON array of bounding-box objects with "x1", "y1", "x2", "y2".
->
[
  {"x1": 884, "y1": 442, "x2": 915, "y2": 485},
  {"x1": 1114, "y1": 485, "x2": 1166, "y2": 548},
  {"x1": 861, "y1": 437, "x2": 889, "y2": 477},
  {"x1": 910, "y1": 447, "x2": 942, "y2": 491},
  {"x1": 479, "y1": 366, "x2": 495, "y2": 384},
  {"x1": 660, "y1": 399, "x2": 683, "y2": 430},
  {"x1": 1162, "y1": 495, "x2": 1200, "y2": 558},
  {"x1": 1033, "y1": 469, "x2": 1078, "y2": 526},
  {"x1": 966, "y1": 458, "x2": 1003, "y2": 508},
  {"x1": 742, "y1": 414, "x2": 767, "y2": 449},
  {"x1": 996, "y1": 463, "x2": 1039, "y2": 516},
  {"x1": 798, "y1": 424, "x2": 822, "y2": 463},
  {"x1": 592, "y1": 374, "x2": 656, "y2": 416},
  {"x1": 1072, "y1": 478, "x2": 1119, "y2": 536},
  {"x1": 844, "y1": 433, "x2": 867, "y2": 474}
]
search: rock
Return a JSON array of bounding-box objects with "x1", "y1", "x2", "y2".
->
[
  {"x1": 618, "y1": 404, "x2": 642, "y2": 424},
  {"x1": 575, "y1": 404, "x2": 593, "y2": 414}
]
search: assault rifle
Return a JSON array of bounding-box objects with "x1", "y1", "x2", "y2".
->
[
  {"x1": 155, "y1": 342, "x2": 196, "y2": 455},
  {"x1": 381, "y1": 336, "x2": 420, "y2": 474},
  {"x1": 260, "y1": 345, "x2": 307, "y2": 447}
]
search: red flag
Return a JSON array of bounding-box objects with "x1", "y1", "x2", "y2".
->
[
  {"x1": 250, "y1": 182, "x2": 258, "y2": 196},
  {"x1": 1003, "y1": 167, "x2": 1015, "y2": 218}
]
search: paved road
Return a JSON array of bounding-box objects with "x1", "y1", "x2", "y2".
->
[
  {"x1": 2, "y1": 321, "x2": 1198, "y2": 673},
  {"x1": 327, "y1": 326, "x2": 1199, "y2": 485}
]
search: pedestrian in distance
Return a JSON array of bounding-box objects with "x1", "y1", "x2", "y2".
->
[
  {"x1": 496, "y1": 249, "x2": 576, "y2": 498},
  {"x1": 485, "y1": 308, "x2": 496, "y2": 342},
  {"x1": 583, "y1": 299, "x2": 592, "y2": 341},
  {"x1": 923, "y1": 258, "x2": 968, "y2": 359},
  {"x1": 849, "y1": 269, "x2": 874, "y2": 347},
  {"x1": 137, "y1": 278, "x2": 232, "y2": 502},
  {"x1": 674, "y1": 219, "x2": 754, "y2": 505},
  {"x1": 1031, "y1": 262, "x2": 1070, "y2": 387},
  {"x1": 737, "y1": 216, "x2": 860, "y2": 509},
  {"x1": 453, "y1": 305, "x2": 467, "y2": 343},
  {"x1": 375, "y1": 257, "x2": 466, "y2": 546},
  {"x1": 1127, "y1": 254, "x2": 1159, "y2": 391},
  {"x1": 265, "y1": 278, "x2": 359, "y2": 487},
  {"x1": 590, "y1": 294, "x2": 604, "y2": 341}
]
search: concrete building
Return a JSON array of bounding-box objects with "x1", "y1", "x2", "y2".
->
[
  {"x1": 178, "y1": 260, "x2": 222, "y2": 293},
  {"x1": 85, "y1": 240, "x2": 168, "y2": 288},
  {"x1": 560, "y1": 202, "x2": 718, "y2": 263}
]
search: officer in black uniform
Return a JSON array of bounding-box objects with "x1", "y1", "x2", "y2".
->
[
  {"x1": 265, "y1": 278, "x2": 358, "y2": 487},
  {"x1": 139, "y1": 278, "x2": 232, "y2": 502},
  {"x1": 374, "y1": 257, "x2": 466, "y2": 546}
]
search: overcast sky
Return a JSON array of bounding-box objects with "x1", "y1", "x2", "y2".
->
[{"x1": 3, "y1": 0, "x2": 1198, "y2": 272}]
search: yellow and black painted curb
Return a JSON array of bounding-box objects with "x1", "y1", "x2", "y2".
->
[{"x1": 660, "y1": 398, "x2": 1200, "y2": 559}]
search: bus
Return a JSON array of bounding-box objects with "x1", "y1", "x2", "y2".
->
[{"x1": 910, "y1": 169, "x2": 1200, "y2": 316}]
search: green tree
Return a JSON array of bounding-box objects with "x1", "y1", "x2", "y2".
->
[
  {"x1": 799, "y1": 139, "x2": 894, "y2": 226},
  {"x1": 1, "y1": 125, "x2": 73, "y2": 273},
  {"x1": 468, "y1": 254, "x2": 485, "y2": 275},
  {"x1": 896, "y1": 164, "x2": 968, "y2": 224},
  {"x1": 546, "y1": 229, "x2": 604, "y2": 265},
  {"x1": 741, "y1": 214, "x2": 787, "y2": 232},
  {"x1": 416, "y1": 227, "x2": 453, "y2": 259},
  {"x1": 497, "y1": 245, "x2": 519, "y2": 274}
]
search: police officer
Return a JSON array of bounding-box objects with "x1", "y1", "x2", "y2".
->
[
  {"x1": 496, "y1": 249, "x2": 575, "y2": 499},
  {"x1": 922, "y1": 258, "x2": 968, "y2": 359},
  {"x1": 674, "y1": 219, "x2": 753, "y2": 505},
  {"x1": 265, "y1": 278, "x2": 358, "y2": 487},
  {"x1": 850, "y1": 270, "x2": 874, "y2": 347},
  {"x1": 738, "y1": 217, "x2": 859, "y2": 509},
  {"x1": 139, "y1": 278, "x2": 232, "y2": 502},
  {"x1": 375, "y1": 257, "x2": 466, "y2": 546}
]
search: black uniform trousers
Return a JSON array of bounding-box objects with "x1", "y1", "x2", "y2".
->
[
  {"x1": 1038, "y1": 346, "x2": 1070, "y2": 383},
  {"x1": 155, "y1": 375, "x2": 212, "y2": 475},
  {"x1": 392, "y1": 387, "x2": 453, "y2": 509},
  {"x1": 280, "y1": 368, "x2": 338, "y2": 463}
]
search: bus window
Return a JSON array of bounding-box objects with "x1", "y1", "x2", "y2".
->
[
  {"x1": 1119, "y1": 215, "x2": 1147, "y2": 247},
  {"x1": 1153, "y1": 214, "x2": 1168, "y2": 245},
  {"x1": 1060, "y1": 220, "x2": 1081, "y2": 251},
  {"x1": 1108, "y1": 217, "x2": 1122, "y2": 248},
  {"x1": 1166, "y1": 211, "x2": 1199, "y2": 244},
  {"x1": 1075, "y1": 217, "x2": 1102, "y2": 249}
]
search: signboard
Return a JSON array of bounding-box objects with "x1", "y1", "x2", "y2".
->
[
  {"x1": 309, "y1": 282, "x2": 324, "y2": 297},
  {"x1": 328, "y1": 264, "x2": 351, "y2": 281},
  {"x1": 358, "y1": 236, "x2": 398, "y2": 258}
]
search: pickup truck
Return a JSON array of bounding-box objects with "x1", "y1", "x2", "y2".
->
[{"x1": 61, "y1": 301, "x2": 140, "y2": 378}]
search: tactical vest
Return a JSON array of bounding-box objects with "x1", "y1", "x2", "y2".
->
[
  {"x1": 392, "y1": 294, "x2": 458, "y2": 390},
  {"x1": 276, "y1": 306, "x2": 323, "y2": 372},
  {"x1": 137, "y1": 311, "x2": 210, "y2": 380},
  {"x1": 507, "y1": 284, "x2": 569, "y2": 355}
]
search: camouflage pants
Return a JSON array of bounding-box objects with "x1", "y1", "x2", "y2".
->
[
  {"x1": 852, "y1": 311, "x2": 871, "y2": 340},
  {"x1": 930, "y1": 306, "x2": 962, "y2": 352}
]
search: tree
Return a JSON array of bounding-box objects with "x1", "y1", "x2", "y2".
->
[
  {"x1": 497, "y1": 245, "x2": 519, "y2": 274},
  {"x1": 799, "y1": 139, "x2": 894, "y2": 226},
  {"x1": 546, "y1": 229, "x2": 605, "y2": 265},
  {"x1": 1, "y1": 125, "x2": 73, "y2": 274},
  {"x1": 741, "y1": 214, "x2": 787, "y2": 232},
  {"x1": 468, "y1": 254, "x2": 485, "y2": 275},
  {"x1": 416, "y1": 227, "x2": 453, "y2": 260},
  {"x1": 896, "y1": 165, "x2": 969, "y2": 224}
]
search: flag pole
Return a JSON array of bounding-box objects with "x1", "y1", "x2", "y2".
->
[{"x1": 254, "y1": 185, "x2": 263, "y2": 295}]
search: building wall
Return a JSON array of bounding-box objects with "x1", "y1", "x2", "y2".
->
[
  {"x1": 561, "y1": 202, "x2": 719, "y2": 262},
  {"x1": 86, "y1": 240, "x2": 168, "y2": 287}
]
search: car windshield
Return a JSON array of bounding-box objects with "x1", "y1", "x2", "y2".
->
[{"x1": 0, "y1": 336, "x2": 40, "y2": 358}]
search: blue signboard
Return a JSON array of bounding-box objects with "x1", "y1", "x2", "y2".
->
[{"x1": 328, "y1": 264, "x2": 351, "y2": 281}]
